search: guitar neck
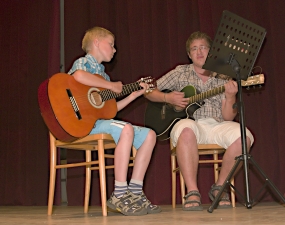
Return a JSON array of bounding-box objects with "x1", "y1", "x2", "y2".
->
[
  {"x1": 189, "y1": 85, "x2": 225, "y2": 104},
  {"x1": 100, "y1": 82, "x2": 143, "y2": 101}
]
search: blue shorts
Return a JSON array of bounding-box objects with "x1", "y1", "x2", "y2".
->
[{"x1": 89, "y1": 119, "x2": 150, "y2": 149}]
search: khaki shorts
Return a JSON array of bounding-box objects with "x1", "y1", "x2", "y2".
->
[{"x1": 170, "y1": 118, "x2": 254, "y2": 149}]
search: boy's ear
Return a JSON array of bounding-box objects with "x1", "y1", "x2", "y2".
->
[{"x1": 93, "y1": 38, "x2": 100, "y2": 47}]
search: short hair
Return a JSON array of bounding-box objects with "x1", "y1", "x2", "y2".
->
[
  {"x1": 186, "y1": 31, "x2": 212, "y2": 54},
  {"x1": 82, "y1": 27, "x2": 115, "y2": 53}
]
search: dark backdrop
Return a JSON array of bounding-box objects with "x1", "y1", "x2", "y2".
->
[{"x1": 1, "y1": 0, "x2": 284, "y2": 206}]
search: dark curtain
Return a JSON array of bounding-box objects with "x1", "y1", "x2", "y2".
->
[
  {"x1": 1, "y1": 0, "x2": 284, "y2": 206},
  {"x1": 0, "y1": 0, "x2": 60, "y2": 205}
]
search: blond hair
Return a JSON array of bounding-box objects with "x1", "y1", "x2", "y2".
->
[
  {"x1": 82, "y1": 27, "x2": 115, "y2": 53},
  {"x1": 186, "y1": 31, "x2": 212, "y2": 54}
]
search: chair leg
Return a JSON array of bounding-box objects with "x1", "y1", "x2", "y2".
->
[
  {"x1": 180, "y1": 172, "x2": 185, "y2": 205},
  {"x1": 171, "y1": 155, "x2": 176, "y2": 208},
  {"x1": 230, "y1": 178, "x2": 236, "y2": 207},
  {"x1": 84, "y1": 150, "x2": 92, "y2": 213},
  {"x1": 98, "y1": 139, "x2": 107, "y2": 216},
  {"x1": 48, "y1": 135, "x2": 57, "y2": 216},
  {"x1": 213, "y1": 153, "x2": 219, "y2": 182},
  {"x1": 132, "y1": 146, "x2": 137, "y2": 158}
]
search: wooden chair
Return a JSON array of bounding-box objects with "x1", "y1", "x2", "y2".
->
[
  {"x1": 170, "y1": 141, "x2": 236, "y2": 208},
  {"x1": 48, "y1": 132, "x2": 137, "y2": 216}
]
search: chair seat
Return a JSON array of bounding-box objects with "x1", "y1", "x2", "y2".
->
[{"x1": 54, "y1": 133, "x2": 115, "y2": 149}]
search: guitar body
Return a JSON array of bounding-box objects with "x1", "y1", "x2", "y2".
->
[
  {"x1": 38, "y1": 73, "x2": 117, "y2": 142},
  {"x1": 144, "y1": 86, "x2": 202, "y2": 141}
]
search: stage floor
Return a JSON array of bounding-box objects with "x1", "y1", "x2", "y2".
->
[{"x1": 0, "y1": 202, "x2": 284, "y2": 225}]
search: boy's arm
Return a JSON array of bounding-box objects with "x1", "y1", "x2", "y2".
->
[
  {"x1": 116, "y1": 83, "x2": 148, "y2": 111},
  {"x1": 72, "y1": 70, "x2": 148, "y2": 111},
  {"x1": 73, "y1": 70, "x2": 123, "y2": 94}
]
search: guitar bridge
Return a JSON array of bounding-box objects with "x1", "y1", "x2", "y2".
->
[{"x1": 66, "y1": 89, "x2": 82, "y2": 120}]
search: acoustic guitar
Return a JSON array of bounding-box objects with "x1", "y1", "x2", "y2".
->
[
  {"x1": 38, "y1": 73, "x2": 156, "y2": 142},
  {"x1": 144, "y1": 74, "x2": 264, "y2": 141}
]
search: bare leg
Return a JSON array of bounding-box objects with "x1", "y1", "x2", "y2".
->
[
  {"x1": 114, "y1": 124, "x2": 134, "y2": 182},
  {"x1": 176, "y1": 127, "x2": 200, "y2": 208},
  {"x1": 214, "y1": 136, "x2": 251, "y2": 206},
  {"x1": 132, "y1": 130, "x2": 156, "y2": 181}
]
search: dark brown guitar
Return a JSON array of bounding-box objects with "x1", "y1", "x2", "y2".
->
[
  {"x1": 38, "y1": 73, "x2": 156, "y2": 142},
  {"x1": 144, "y1": 74, "x2": 264, "y2": 141}
]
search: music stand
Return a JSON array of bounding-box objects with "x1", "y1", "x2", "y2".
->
[{"x1": 202, "y1": 10, "x2": 285, "y2": 213}]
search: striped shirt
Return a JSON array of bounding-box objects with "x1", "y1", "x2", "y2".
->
[
  {"x1": 68, "y1": 54, "x2": 110, "y2": 81},
  {"x1": 157, "y1": 64, "x2": 231, "y2": 122}
]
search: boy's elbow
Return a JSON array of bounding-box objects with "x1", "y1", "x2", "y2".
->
[{"x1": 72, "y1": 70, "x2": 86, "y2": 82}]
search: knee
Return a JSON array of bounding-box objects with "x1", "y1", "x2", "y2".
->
[
  {"x1": 231, "y1": 137, "x2": 251, "y2": 153},
  {"x1": 148, "y1": 129, "x2": 157, "y2": 143},
  {"x1": 122, "y1": 123, "x2": 134, "y2": 137},
  {"x1": 179, "y1": 127, "x2": 196, "y2": 142},
  {"x1": 242, "y1": 136, "x2": 252, "y2": 152}
]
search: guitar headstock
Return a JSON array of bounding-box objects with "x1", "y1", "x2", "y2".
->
[
  {"x1": 138, "y1": 76, "x2": 157, "y2": 93},
  {"x1": 241, "y1": 74, "x2": 265, "y2": 87}
]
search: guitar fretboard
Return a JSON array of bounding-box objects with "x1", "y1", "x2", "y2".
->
[
  {"x1": 99, "y1": 82, "x2": 143, "y2": 101},
  {"x1": 188, "y1": 85, "x2": 225, "y2": 104}
]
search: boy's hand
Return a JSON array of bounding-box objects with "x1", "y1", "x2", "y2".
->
[
  {"x1": 110, "y1": 81, "x2": 123, "y2": 94},
  {"x1": 130, "y1": 82, "x2": 149, "y2": 98}
]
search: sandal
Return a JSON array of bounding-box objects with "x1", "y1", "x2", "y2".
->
[
  {"x1": 182, "y1": 190, "x2": 203, "y2": 211},
  {"x1": 208, "y1": 184, "x2": 232, "y2": 209}
]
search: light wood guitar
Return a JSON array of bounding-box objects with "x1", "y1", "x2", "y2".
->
[
  {"x1": 38, "y1": 73, "x2": 156, "y2": 142},
  {"x1": 144, "y1": 74, "x2": 264, "y2": 141}
]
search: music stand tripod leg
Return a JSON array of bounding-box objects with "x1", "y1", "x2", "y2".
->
[
  {"x1": 208, "y1": 152, "x2": 243, "y2": 213},
  {"x1": 249, "y1": 156, "x2": 285, "y2": 203}
]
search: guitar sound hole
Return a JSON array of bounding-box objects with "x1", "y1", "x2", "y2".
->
[{"x1": 88, "y1": 88, "x2": 105, "y2": 109}]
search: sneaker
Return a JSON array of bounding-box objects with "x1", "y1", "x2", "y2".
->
[
  {"x1": 107, "y1": 191, "x2": 147, "y2": 216},
  {"x1": 130, "y1": 191, "x2": 161, "y2": 214}
]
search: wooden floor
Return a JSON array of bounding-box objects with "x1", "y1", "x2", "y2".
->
[{"x1": 0, "y1": 202, "x2": 284, "y2": 225}]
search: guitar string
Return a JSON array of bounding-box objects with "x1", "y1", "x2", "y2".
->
[
  {"x1": 67, "y1": 81, "x2": 145, "y2": 104},
  {"x1": 188, "y1": 85, "x2": 225, "y2": 103},
  {"x1": 68, "y1": 76, "x2": 154, "y2": 103},
  {"x1": 188, "y1": 76, "x2": 260, "y2": 104}
]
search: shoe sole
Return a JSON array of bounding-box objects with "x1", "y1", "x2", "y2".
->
[{"x1": 146, "y1": 208, "x2": 162, "y2": 214}]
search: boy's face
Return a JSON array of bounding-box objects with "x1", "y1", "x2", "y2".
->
[
  {"x1": 188, "y1": 38, "x2": 210, "y2": 69},
  {"x1": 97, "y1": 34, "x2": 116, "y2": 62}
]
